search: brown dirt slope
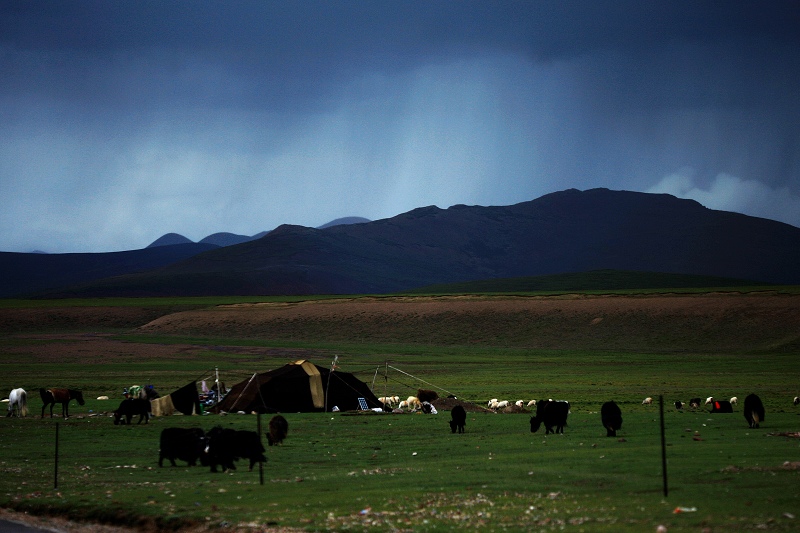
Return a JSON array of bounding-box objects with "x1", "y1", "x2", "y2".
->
[
  {"x1": 0, "y1": 306, "x2": 182, "y2": 333},
  {"x1": 133, "y1": 293, "x2": 800, "y2": 353}
]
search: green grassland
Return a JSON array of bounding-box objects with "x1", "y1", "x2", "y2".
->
[
  {"x1": 2, "y1": 408, "x2": 799, "y2": 532},
  {"x1": 405, "y1": 269, "x2": 782, "y2": 294},
  {"x1": 1, "y1": 290, "x2": 799, "y2": 532}
]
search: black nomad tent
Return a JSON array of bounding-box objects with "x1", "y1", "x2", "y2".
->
[{"x1": 215, "y1": 360, "x2": 382, "y2": 413}]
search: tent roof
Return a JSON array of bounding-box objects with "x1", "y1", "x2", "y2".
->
[{"x1": 216, "y1": 360, "x2": 381, "y2": 413}]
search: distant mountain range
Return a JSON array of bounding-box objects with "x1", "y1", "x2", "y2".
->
[
  {"x1": 2, "y1": 189, "x2": 799, "y2": 298},
  {"x1": 146, "y1": 217, "x2": 371, "y2": 248}
]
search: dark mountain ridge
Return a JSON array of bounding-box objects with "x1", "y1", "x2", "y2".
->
[
  {"x1": 20, "y1": 188, "x2": 800, "y2": 298},
  {"x1": 0, "y1": 243, "x2": 219, "y2": 298},
  {"x1": 146, "y1": 217, "x2": 371, "y2": 249}
]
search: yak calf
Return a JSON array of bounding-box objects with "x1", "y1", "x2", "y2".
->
[
  {"x1": 449, "y1": 405, "x2": 466, "y2": 433},
  {"x1": 600, "y1": 401, "x2": 623, "y2": 437}
]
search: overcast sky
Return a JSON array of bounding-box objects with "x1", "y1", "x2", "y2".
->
[{"x1": 2, "y1": 1, "x2": 799, "y2": 253}]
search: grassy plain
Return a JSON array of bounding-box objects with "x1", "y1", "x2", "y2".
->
[{"x1": 1, "y1": 291, "x2": 799, "y2": 532}]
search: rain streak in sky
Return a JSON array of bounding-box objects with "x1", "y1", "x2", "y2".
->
[{"x1": 1, "y1": 1, "x2": 799, "y2": 252}]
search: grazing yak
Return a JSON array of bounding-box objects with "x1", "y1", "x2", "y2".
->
[
  {"x1": 113, "y1": 398, "x2": 151, "y2": 425},
  {"x1": 449, "y1": 405, "x2": 466, "y2": 434},
  {"x1": 601, "y1": 401, "x2": 623, "y2": 437},
  {"x1": 159, "y1": 427, "x2": 207, "y2": 467},
  {"x1": 674, "y1": 401, "x2": 684, "y2": 410},
  {"x1": 709, "y1": 400, "x2": 734, "y2": 413},
  {"x1": 267, "y1": 415, "x2": 289, "y2": 446},
  {"x1": 205, "y1": 426, "x2": 266, "y2": 473},
  {"x1": 530, "y1": 399, "x2": 569, "y2": 435},
  {"x1": 744, "y1": 394, "x2": 765, "y2": 429},
  {"x1": 688, "y1": 397, "x2": 702, "y2": 409},
  {"x1": 417, "y1": 389, "x2": 439, "y2": 403}
]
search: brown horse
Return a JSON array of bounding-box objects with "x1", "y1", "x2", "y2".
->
[{"x1": 40, "y1": 388, "x2": 85, "y2": 419}]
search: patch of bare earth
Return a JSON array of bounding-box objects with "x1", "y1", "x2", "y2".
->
[
  {"x1": 0, "y1": 509, "x2": 305, "y2": 533},
  {"x1": 5, "y1": 333, "x2": 329, "y2": 366},
  {"x1": 136, "y1": 293, "x2": 800, "y2": 352},
  {"x1": 0, "y1": 307, "x2": 170, "y2": 333}
]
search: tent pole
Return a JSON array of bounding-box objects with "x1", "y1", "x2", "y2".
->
[
  {"x1": 226, "y1": 373, "x2": 257, "y2": 413},
  {"x1": 325, "y1": 355, "x2": 337, "y2": 412},
  {"x1": 324, "y1": 371, "x2": 331, "y2": 412}
]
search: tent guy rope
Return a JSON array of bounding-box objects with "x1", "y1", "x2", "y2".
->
[{"x1": 386, "y1": 365, "x2": 458, "y2": 397}]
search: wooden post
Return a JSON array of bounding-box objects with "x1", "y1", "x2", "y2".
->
[
  {"x1": 659, "y1": 395, "x2": 668, "y2": 497},
  {"x1": 384, "y1": 362, "x2": 389, "y2": 406},
  {"x1": 257, "y1": 413, "x2": 264, "y2": 486},
  {"x1": 54, "y1": 422, "x2": 59, "y2": 490}
]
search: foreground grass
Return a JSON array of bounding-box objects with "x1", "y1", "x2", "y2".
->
[{"x1": 1, "y1": 408, "x2": 799, "y2": 532}]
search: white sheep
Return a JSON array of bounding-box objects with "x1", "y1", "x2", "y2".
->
[
  {"x1": 705, "y1": 396, "x2": 713, "y2": 405},
  {"x1": 495, "y1": 400, "x2": 509, "y2": 409},
  {"x1": 488, "y1": 398, "x2": 498, "y2": 407},
  {"x1": 378, "y1": 396, "x2": 396, "y2": 407},
  {"x1": 729, "y1": 396, "x2": 738, "y2": 405},
  {"x1": 405, "y1": 396, "x2": 421, "y2": 411},
  {"x1": 398, "y1": 400, "x2": 408, "y2": 410},
  {"x1": 793, "y1": 396, "x2": 799, "y2": 406},
  {"x1": 515, "y1": 400, "x2": 524, "y2": 407},
  {"x1": 527, "y1": 400, "x2": 537, "y2": 407},
  {"x1": 488, "y1": 400, "x2": 499, "y2": 409},
  {"x1": 642, "y1": 397, "x2": 652, "y2": 405}
]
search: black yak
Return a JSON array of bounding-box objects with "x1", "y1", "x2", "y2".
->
[
  {"x1": 159, "y1": 427, "x2": 206, "y2": 467},
  {"x1": 709, "y1": 400, "x2": 733, "y2": 413},
  {"x1": 530, "y1": 399, "x2": 569, "y2": 434},
  {"x1": 743, "y1": 394, "x2": 765, "y2": 429},
  {"x1": 113, "y1": 398, "x2": 151, "y2": 425},
  {"x1": 267, "y1": 415, "x2": 289, "y2": 446},
  {"x1": 205, "y1": 426, "x2": 266, "y2": 473},
  {"x1": 600, "y1": 401, "x2": 623, "y2": 437},
  {"x1": 417, "y1": 389, "x2": 439, "y2": 403},
  {"x1": 449, "y1": 405, "x2": 466, "y2": 433}
]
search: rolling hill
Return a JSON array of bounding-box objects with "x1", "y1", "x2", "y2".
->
[
  {"x1": 0, "y1": 243, "x2": 219, "y2": 298},
  {"x1": 14, "y1": 188, "x2": 799, "y2": 298}
]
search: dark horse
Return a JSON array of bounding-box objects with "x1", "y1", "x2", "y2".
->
[{"x1": 40, "y1": 388, "x2": 85, "y2": 419}]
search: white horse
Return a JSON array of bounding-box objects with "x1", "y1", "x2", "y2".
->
[{"x1": 6, "y1": 388, "x2": 28, "y2": 417}]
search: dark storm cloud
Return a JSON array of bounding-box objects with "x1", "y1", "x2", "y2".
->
[
  {"x1": 5, "y1": 1, "x2": 796, "y2": 111},
  {"x1": 1, "y1": 1, "x2": 799, "y2": 252}
]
